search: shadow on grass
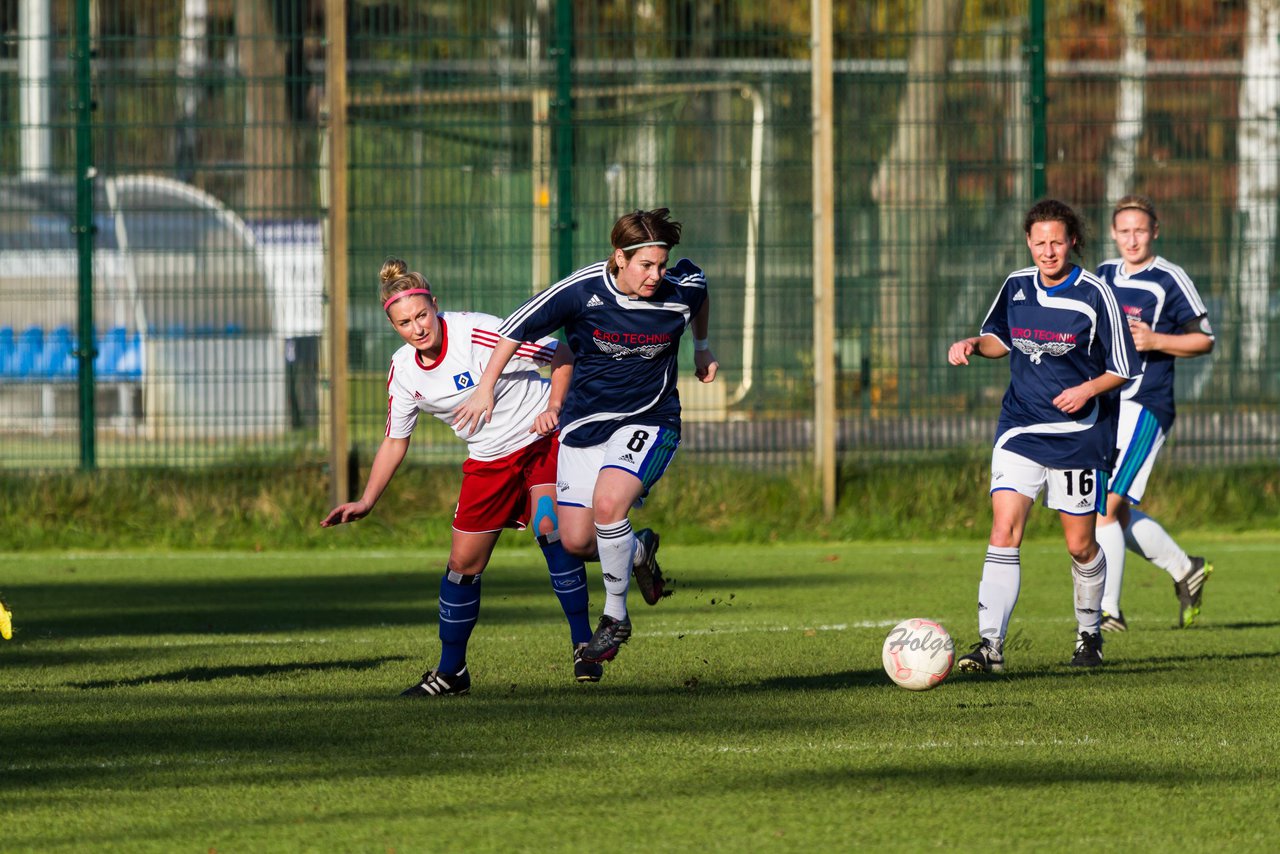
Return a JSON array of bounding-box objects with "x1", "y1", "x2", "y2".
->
[
  {"x1": 71, "y1": 656, "x2": 412, "y2": 690},
  {"x1": 1208, "y1": 620, "x2": 1280, "y2": 631},
  {"x1": 2, "y1": 568, "x2": 850, "y2": 640}
]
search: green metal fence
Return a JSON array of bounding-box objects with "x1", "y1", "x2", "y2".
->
[{"x1": 1, "y1": 1, "x2": 1277, "y2": 476}]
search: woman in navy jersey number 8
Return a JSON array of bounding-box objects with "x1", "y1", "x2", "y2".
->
[
  {"x1": 947, "y1": 199, "x2": 1139, "y2": 673},
  {"x1": 453, "y1": 209, "x2": 719, "y2": 665}
]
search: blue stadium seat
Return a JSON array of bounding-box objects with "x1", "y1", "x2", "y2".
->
[
  {"x1": 38, "y1": 326, "x2": 76, "y2": 379},
  {"x1": 95, "y1": 326, "x2": 128, "y2": 379},
  {"x1": 0, "y1": 327, "x2": 14, "y2": 377},
  {"x1": 13, "y1": 326, "x2": 44, "y2": 379},
  {"x1": 115, "y1": 331, "x2": 143, "y2": 378}
]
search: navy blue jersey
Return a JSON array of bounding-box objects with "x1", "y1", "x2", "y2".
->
[
  {"x1": 498, "y1": 258, "x2": 709, "y2": 447},
  {"x1": 979, "y1": 265, "x2": 1139, "y2": 470},
  {"x1": 1095, "y1": 256, "x2": 1213, "y2": 431}
]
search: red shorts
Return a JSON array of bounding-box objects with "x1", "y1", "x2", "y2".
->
[{"x1": 453, "y1": 433, "x2": 559, "y2": 534}]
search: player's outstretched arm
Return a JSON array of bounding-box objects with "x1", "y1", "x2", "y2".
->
[
  {"x1": 453, "y1": 337, "x2": 522, "y2": 436},
  {"x1": 1128, "y1": 319, "x2": 1215, "y2": 358},
  {"x1": 320, "y1": 436, "x2": 410, "y2": 527},
  {"x1": 1052, "y1": 372, "x2": 1128, "y2": 415},
  {"x1": 530, "y1": 343, "x2": 573, "y2": 435},
  {"x1": 691, "y1": 298, "x2": 718, "y2": 382},
  {"x1": 948, "y1": 334, "x2": 1007, "y2": 365}
]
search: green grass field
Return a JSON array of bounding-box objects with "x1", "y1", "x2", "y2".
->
[{"x1": 3, "y1": 536, "x2": 1278, "y2": 851}]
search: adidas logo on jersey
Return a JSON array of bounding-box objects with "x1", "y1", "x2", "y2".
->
[
  {"x1": 619, "y1": 453, "x2": 635, "y2": 463},
  {"x1": 1076, "y1": 497, "x2": 1092, "y2": 508},
  {"x1": 413, "y1": 391, "x2": 424, "y2": 399},
  {"x1": 1013, "y1": 289, "x2": 1026, "y2": 301},
  {"x1": 587, "y1": 294, "x2": 604, "y2": 307}
]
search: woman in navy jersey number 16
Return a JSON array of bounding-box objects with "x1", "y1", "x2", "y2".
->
[
  {"x1": 453, "y1": 209, "x2": 718, "y2": 666},
  {"x1": 321, "y1": 258, "x2": 600, "y2": 697},
  {"x1": 947, "y1": 199, "x2": 1139, "y2": 673},
  {"x1": 1094, "y1": 195, "x2": 1215, "y2": 633}
]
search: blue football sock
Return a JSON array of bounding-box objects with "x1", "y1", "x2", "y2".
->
[
  {"x1": 437, "y1": 569, "x2": 481, "y2": 675},
  {"x1": 539, "y1": 531, "x2": 592, "y2": 646}
]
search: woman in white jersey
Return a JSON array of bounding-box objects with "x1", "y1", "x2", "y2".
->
[
  {"x1": 947, "y1": 199, "x2": 1138, "y2": 672},
  {"x1": 453, "y1": 209, "x2": 719, "y2": 666},
  {"x1": 321, "y1": 258, "x2": 599, "y2": 697},
  {"x1": 1094, "y1": 195, "x2": 1215, "y2": 632}
]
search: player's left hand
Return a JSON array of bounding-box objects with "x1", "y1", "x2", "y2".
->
[
  {"x1": 695, "y1": 349, "x2": 718, "y2": 383},
  {"x1": 452, "y1": 387, "x2": 495, "y2": 436},
  {"x1": 531, "y1": 405, "x2": 561, "y2": 435},
  {"x1": 1053, "y1": 384, "x2": 1091, "y2": 415},
  {"x1": 1128, "y1": 318, "x2": 1156, "y2": 352}
]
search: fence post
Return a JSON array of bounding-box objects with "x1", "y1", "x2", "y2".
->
[
  {"x1": 1028, "y1": 0, "x2": 1047, "y2": 199},
  {"x1": 74, "y1": 0, "x2": 96, "y2": 469},
  {"x1": 812, "y1": 0, "x2": 836, "y2": 518},
  {"x1": 325, "y1": 0, "x2": 351, "y2": 506},
  {"x1": 553, "y1": 0, "x2": 575, "y2": 278}
]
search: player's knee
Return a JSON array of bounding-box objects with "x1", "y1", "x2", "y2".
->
[
  {"x1": 591, "y1": 495, "x2": 631, "y2": 524},
  {"x1": 988, "y1": 523, "x2": 1023, "y2": 549},
  {"x1": 445, "y1": 558, "x2": 485, "y2": 577},
  {"x1": 562, "y1": 535, "x2": 595, "y2": 559},
  {"x1": 532, "y1": 495, "x2": 559, "y2": 538},
  {"x1": 1066, "y1": 539, "x2": 1098, "y2": 564}
]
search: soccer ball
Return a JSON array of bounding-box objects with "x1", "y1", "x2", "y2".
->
[{"x1": 882, "y1": 618, "x2": 954, "y2": 691}]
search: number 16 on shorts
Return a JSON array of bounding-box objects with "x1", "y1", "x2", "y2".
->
[{"x1": 990, "y1": 447, "x2": 1106, "y2": 515}]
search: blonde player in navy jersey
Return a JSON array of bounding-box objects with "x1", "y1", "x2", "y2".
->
[
  {"x1": 321, "y1": 257, "x2": 600, "y2": 697},
  {"x1": 948, "y1": 199, "x2": 1140, "y2": 671},
  {"x1": 453, "y1": 209, "x2": 718, "y2": 665},
  {"x1": 1095, "y1": 195, "x2": 1215, "y2": 632}
]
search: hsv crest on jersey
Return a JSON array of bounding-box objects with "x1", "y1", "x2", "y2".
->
[{"x1": 453, "y1": 372, "x2": 474, "y2": 390}]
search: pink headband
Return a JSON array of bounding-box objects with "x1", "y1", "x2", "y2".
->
[{"x1": 383, "y1": 288, "x2": 433, "y2": 311}]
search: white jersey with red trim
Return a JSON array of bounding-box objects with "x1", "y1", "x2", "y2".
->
[{"x1": 385, "y1": 311, "x2": 558, "y2": 461}]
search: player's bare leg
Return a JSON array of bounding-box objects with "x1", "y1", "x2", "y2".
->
[
  {"x1": 1061, "y1": 512, "x2": 1105, "y2": 667},
  {"x1": 958, "y1": 489, "x2": 1032, "y2": 674},
  {"x1": 402, "y1": 529, "x2": 499, "y2": 698},
  {"x1": 579, "y1": 468, "x2": 650, "y2": 662},
  {"x1": 1097, "y1": 495, "x2": 1130, "y2": 631}
]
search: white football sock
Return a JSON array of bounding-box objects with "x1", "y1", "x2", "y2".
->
[
  {"x1": 1072, "y1": 548, "x2": 1106, "y2": 635},
  {"x1": 977, "y1": 546, "x2": 1020, "y2": 643},
  {"x1": 1124, "y1": 508, "x2": 1192, "y2": 581},
  {"x1": 595, "y1": 519, "x2": 634, "y2": 621},
  {"x1": 1096, "y1": 519, "x2": 1127, "y2": 615}
]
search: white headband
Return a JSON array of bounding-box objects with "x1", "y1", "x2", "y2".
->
[{"x1": 619, "y1": 240, "x2": 668, "y2": 251}]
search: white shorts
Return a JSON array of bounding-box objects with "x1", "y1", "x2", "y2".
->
[
  {"x1": 990, "y1": 447, "x2": 1106, "y2": 516},
  {"x1": 1108, "y1": 401, "x2": 1167, "y2": 503},
  {"x1": 556, "y1": 424, "x2": 680, "y2": 508}
]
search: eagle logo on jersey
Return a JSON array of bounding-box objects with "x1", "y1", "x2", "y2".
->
[
  {"x1": 592, "y1": 338, "x2": 669, "y2": 360},
  {"x1": 1012, "y1": 337, "x2": 1075, "y2": 364},
  {"x1": 453, "y1": 372, "x2": 474, "y2": 390}
]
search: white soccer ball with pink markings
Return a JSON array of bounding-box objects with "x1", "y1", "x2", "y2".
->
[{"x1": 882, "y1": 618, "x2": 954, "y2": 691}]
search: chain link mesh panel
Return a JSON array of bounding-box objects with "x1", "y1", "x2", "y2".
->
[{"x1": 0, "y1": 1, "x2": 1275, "y2": 470}]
